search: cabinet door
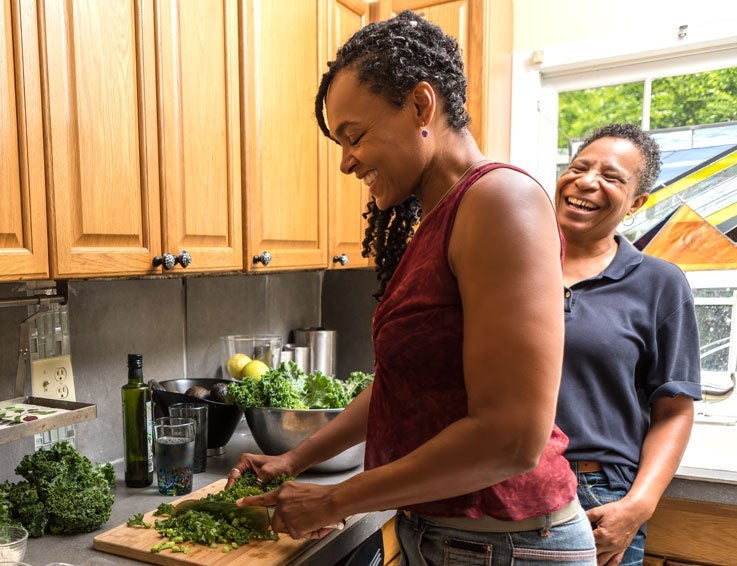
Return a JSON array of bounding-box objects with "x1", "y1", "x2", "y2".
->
[
  {"x1": 326, "y1": 0, "x2": 371, "y2": 270},
  {"x1": 156, "y1": 0, "x2": 242, "y2": 272},
  {"x1": 0, "y1": 0, "x2": 48, "y2": 281},
  {"x1": 243, "y1": 0, "x2": 328, "y2": 271},
  {"x1": 42, "y1": 0, "x2": 162, "y2": 278},
  {"x1": 391, "y1": 0, "x2": 485, "y2": 151}
]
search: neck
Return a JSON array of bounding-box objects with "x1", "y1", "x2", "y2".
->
[
  {"x1": 419, "y1": 146, "x2": 487, "y2": 218},
  {"x1": 562, "y1": 233, "x2": 619, "y2": 286}
]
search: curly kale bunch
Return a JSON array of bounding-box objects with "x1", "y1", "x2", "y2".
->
[
  {"x1": 3, "y1": 441, "x2": 115, "y2": 537},
  {"x1": 227, "y1": 362, "x2": 374, "y2": 410}
]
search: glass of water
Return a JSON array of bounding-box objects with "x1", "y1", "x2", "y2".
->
[
  {"x1": 153, "y1": 417, "x2": 196, "y2": 496},
  {"x1": 168, "y1": 403, "x2": 208, "y2": 473}
]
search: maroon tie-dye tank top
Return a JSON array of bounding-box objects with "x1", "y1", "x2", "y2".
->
[{"x1": 366, "y1": 162, "x2": 576, "y2": 521}]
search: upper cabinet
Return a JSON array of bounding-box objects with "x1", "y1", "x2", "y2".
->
[
  {"x1": 0, "y1": 0, "x2": 49, "y2": 281},
  {"x1": 156, "y1": 0, "x2": 242, "y2": 273},
  {"x1": 243, "y1": 0, "x2": 370, "y2": 272},
  {"x1": 242, "y1": 0, "x2": 328, "y2": 271},
  {"x1": 41, "y1": 0, "x2": 241, "y2": 278},
  {"x1": 326, "y1": 0, "x2": 371, "y2": 270}
]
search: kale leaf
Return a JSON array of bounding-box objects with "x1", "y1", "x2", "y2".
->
[
  {"x1": 4, "y1": 441, "x2": 115, "y2": 537},
  {"x1": 227, "y1": 362, "x2": 373, "y2": 410}
]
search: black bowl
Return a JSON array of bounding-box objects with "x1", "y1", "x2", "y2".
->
[{"x1": 151, "y1": 378, "x2": 243, "y2": 452}]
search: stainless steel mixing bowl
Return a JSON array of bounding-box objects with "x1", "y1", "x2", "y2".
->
[{"x1": 244, "y1": 407, "x2": 364, "y2": 473}]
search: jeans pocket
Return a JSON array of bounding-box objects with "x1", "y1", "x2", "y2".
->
[
  {"x1": 442, "y1": 537, "x2": 492, "y2": 566},
  {"x1": 577, "y1": 473, "x2": 627, "y2": 508}
]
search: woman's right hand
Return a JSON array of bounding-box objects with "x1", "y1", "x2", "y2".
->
[{"x1": 225, "y1": 451, "x2": 296, "y2": 488}]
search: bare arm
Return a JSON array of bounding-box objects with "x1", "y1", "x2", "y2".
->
[
  {"x1": 242, "y1": 169, "x2": 565, "y2": 537},
  {"x1": 587, "y1": 394, "x2": 694, "y2": 564}
]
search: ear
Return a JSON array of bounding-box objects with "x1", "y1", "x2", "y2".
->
[
  {"x1": 629, "y1": 192, "x2": 650, "y2": 214},
  {"x1": 410, "y1": 81, "x2": 436, "y2": 127}
]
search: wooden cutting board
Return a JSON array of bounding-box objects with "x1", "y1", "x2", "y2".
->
[{"x1": 93, "y1": 479, "x2": 316, "y2": 565}]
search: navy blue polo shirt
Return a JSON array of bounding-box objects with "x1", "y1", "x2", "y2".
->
[{"x1": 556, "y1": 235, "x2": 702, "y2": 490}]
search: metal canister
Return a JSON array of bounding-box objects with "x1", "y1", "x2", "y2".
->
[{"x1": 291, "y1": 328, "x2": 336, "y2": 376}]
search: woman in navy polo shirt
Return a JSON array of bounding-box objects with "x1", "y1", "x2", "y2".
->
[{"x1": 555, "y1": 123, "x2": 702, "y2": 565}]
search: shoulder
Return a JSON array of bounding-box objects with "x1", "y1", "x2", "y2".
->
[
  {"x1": 634, "y1": 249, "x2": 692, "y2": 292},
  {"x1": 459, "y1": 164, "x2": 554, "y2": 225}
]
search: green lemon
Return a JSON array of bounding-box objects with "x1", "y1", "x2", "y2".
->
[
  {"x1": 226, "y1": 353, "x2": 251, "y2": 378},
  {"x1": 241, "y1": 359, "x2": 269, "y2": 380}
]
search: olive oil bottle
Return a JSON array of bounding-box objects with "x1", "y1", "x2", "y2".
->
[{"x1": 122, "y1": 353, "x2": 153, "y2": 487}]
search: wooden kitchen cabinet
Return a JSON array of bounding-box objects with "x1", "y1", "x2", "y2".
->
[
  {"x1": 326, "y1": 0, "x2": 372, "y2": 270},
  {"x1": 0, "y1": 0, "x2": 49, "y2": 281},
  {"x1": 242, "y1": 0, "x2": 371, "y2": 271},
  {"x1": 41, "y1": 0, "x2": 241, "y2": 278}
]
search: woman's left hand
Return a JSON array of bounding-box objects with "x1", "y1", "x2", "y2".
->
[{"x1": 237, "y1": 481, "x2": 345, "y2": 540}]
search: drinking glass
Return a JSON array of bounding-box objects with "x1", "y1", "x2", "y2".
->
[
  {"x1": 168, "y1": 403, "x2": 208, "y2": 473},
  {"x1": 153, "y1": 416, "x2": 195, "y2": 495}
]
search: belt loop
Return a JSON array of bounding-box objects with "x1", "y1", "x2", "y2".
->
[{"x1": 539, "y1": 513, "x2": 551, "y2": 537}]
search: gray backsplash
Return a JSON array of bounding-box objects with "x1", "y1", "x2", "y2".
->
[{"x1": 0, "y1": 269, "x2": 377, "y2": 480}]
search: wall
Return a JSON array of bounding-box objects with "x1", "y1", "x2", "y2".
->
[
  {"x1": 0, "y1": 269, "x2": 377, "y2": 481},
  {"x1": 513, "y1": 0, "x2": 735, "y2": 51}
]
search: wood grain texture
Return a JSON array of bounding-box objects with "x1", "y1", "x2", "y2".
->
[
  {"x1": 242, "y1": 0, "x2": 328, "y2": 271},
  {"x1": 0, "y1": 0, "x2": 49, "y2": 280},
  {"x1": 326, "y1": 0, "x2": 371, "y2": 270},
  {"x1": 93, "y1": 479, "x2": 316, "y2": 566},
  {"x1": 645, "y1": 497, "x2": 737, "y2": 565}
]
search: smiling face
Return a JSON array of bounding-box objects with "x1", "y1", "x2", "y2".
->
[
  {"x1": 325, "y1": 69, "x2": 429, "y2": 210},
  {"x1": 555, "y1": 136, "x2": 650, "y2": 243}
]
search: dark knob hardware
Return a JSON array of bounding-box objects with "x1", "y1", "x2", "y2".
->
[
  {"x1": 253, "y1": 251, "x2": 272, "y2": 266},
  {"x1": 153, "y1": 250, "x2": 192, "y2": 270},
  {"x1": 332, "y1": 253, "x2": 349, "y2": 266}
]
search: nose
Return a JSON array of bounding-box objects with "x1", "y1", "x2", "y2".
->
[
  {"x1": 340, "y1": 148, "x2": 357, "y2": 175},
  {"x1": 576, "y1": 169, "x2": 601, "y2": 189}
]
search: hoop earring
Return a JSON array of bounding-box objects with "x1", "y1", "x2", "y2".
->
[
  {"x1": 622, "y1": 212, "x2": 635, "y2": 227},
  {"x1": 421, "y1": 129, "x2": 429, "y2": 138}
]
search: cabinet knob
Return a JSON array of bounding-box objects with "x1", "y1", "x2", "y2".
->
[
  {"x1": 153, "y1": 251, "x2": 191, "y2": 270},
  {"x1": 332, "y1": 253, "x2": 349, "y2": 266},
  {"x1": 253, "y1": 251, "x2": 272, "y2": 266},
  {"x1": 177, "y1": 250, "x2": 192, "y2": 268}
]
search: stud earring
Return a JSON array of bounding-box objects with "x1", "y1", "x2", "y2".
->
[{"x1": 421, "y1": 129, "x2": 429, "y2": 138}]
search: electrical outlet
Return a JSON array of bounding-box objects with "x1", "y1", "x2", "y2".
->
[{"x1": 31, "y1": 354, "x2": 76, "y2": 401}]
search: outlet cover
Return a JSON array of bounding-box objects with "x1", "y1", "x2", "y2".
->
[{"x1": 31, "y1": 354, "x2": 76, "y2": 401}]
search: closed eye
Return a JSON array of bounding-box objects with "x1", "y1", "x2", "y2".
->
[{"x1": 348, "y1": 132, "x2": 365, "y2": 146}]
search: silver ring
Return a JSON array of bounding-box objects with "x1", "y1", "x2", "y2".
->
[{"x1": 230, "y1": 467, "x2": 241, "y2": 475}]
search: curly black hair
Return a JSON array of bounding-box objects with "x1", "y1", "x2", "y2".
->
[
  {"x1": 572, "y1": 123, "x2": 661, "y2": 195},
  {"x1": 314, "y1": 11, "x2": 470, "y2": 299}
]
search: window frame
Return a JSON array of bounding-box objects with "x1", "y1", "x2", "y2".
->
[{"x1": 509, "y1": 19, "x2": 737, "y2": 197}]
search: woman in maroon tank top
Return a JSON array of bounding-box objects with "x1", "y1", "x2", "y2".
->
[{"x1": 229, "y1": 11, "x2": 595, "y2": 563}]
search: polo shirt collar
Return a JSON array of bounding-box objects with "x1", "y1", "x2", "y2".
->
[{"x1": 601, "y1": 234, "x2": 643, "y2": 281}]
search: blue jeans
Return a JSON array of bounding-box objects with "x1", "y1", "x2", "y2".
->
[
  {"x1": 576, "y1": 471, "x2": 646, "y2": 566},
  {"x1": 395, "y1": 509, "x2": 596, "y2": 565}
]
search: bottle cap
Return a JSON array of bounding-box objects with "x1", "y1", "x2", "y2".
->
[{"x1": 127, "y1": 353, "x2": 143, "y2": 368}]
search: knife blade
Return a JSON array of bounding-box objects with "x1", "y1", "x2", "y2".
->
[{"x1": 172, "y1": 499, "x2": 271, "y2": 530}]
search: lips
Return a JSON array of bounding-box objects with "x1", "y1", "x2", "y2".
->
[
  {"x1": 566, "y1": 196, "x2": 599, "y2": 211},
  {"x1": 360, "y1": 170, "x2": 378, "y2": 187}
]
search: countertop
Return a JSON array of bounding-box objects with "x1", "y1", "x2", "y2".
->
[{"x1": 22, "y1": 421, "x2": 393, "y2": 566}]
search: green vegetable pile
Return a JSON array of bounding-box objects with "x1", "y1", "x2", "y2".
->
[
  {"x1": 127, "y1": 471, "x2": 290, "y2": 554},
  {"x1": 227, "y1": 361, "x2": 374, "y2": 410},
  {"x1": 0, "y1": 441, "x2": 115, "y2": 537}
]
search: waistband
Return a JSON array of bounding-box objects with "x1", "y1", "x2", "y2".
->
[
  {"x1": 571, "y1": 460, "x2": 603, "y2": 473},
  {"x1": 404, "y1": 498, "x2": 582, "y2": 533}
]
